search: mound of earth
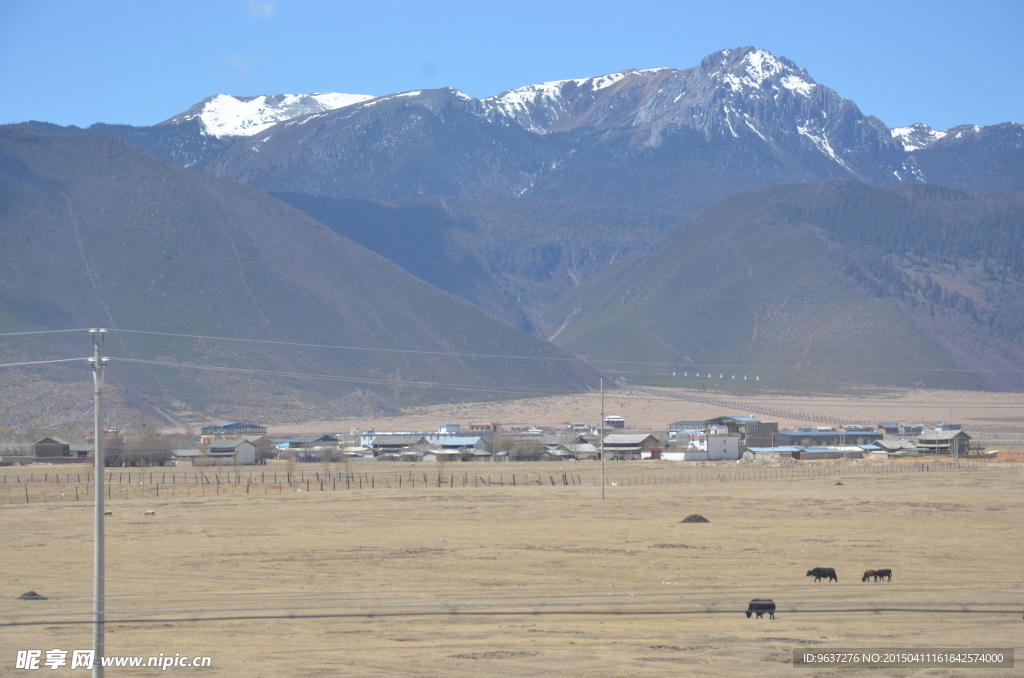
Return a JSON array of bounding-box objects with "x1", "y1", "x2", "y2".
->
[
  {"x1": 680, "y1": 514, "x2": 709, "y2": 523},
  {"x1": 19, "y1": 591, "x2": 47, "y2": 600}
]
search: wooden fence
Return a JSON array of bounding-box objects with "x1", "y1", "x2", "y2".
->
[{"x1": 0, "y1": 461, "x2": 980, "y2": 505}]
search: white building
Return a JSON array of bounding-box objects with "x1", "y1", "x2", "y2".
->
[
  {"x1": 706, "y1": 433, "x2": 740, "y2": 460},
  {"x1": 661, "y1": 450, "x2": 709, "y2": 461}
]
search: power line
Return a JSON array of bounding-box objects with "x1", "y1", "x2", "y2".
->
[
  {"x1": 0, "y1": 358, "x2": 86, "y2": 368},
  {"x1": 1, "y1": 605, "x2": 1017, "y2": 628},
  {"x1": 46, "y1": 327, "x2": 1024, "y2": 373},
  {"x1": 0, "y1": 329, "x2": 90, "y2": 337}
]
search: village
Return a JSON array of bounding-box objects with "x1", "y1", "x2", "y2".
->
[{"x1": 12, "y1": 413, "x2": 982, "y2": 468}]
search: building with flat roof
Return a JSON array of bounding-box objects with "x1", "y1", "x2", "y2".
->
[
  {"x1": 200, "y1": 422, "x2": 267, "y2": 439},
  {"x1": 777, "y1": 430, "x2": 882, "y2": 447}
]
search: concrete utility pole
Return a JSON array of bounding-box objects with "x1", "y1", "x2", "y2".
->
[
  {"x1": 600, "y1": 376, "x2": 605, "y2": 500},
  {"x1": 89, "y1": 329, "x2": 109, "y2": 678}
]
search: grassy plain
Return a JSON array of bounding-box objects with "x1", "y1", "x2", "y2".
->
[{"x1": 1, "y1": 460, "x2": 1022, "y2": 677}]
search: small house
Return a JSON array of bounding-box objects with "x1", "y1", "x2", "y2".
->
[
  {"x1": 436, "y1": 436, "x2": 487, "y2": 451},
  {"x1": 917, "y1": 430, "x2": 971, "y2": 456},
  {"x1": 744, "y1": 446, "x2": 802, "y2": 460},
  {"x1": 602, "y1": 415, "x2": 625, "y2": 429},
  {"x1": 368, "y1": 434, "x2": 428, "y2": 456},
  {"x1": 601, "y1": 433, "x2": 659, "y2": 460},
  {"x1": 33, "y1": 437, "x2": 92, "y2": 464},
  {"x1": 195, "y1": 439, "x2": 257, "y2": 466},
  {"x1": 706, "y1": 433, "x2": 740, "y2": 460}
]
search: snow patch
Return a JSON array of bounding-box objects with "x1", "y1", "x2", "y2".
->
[
  {"x1": 744, "y1": 117, "x2": 766, "y2": 140},
  {"x1": 182, "y1": 92, "x2": 372, "y2": 138},
  {"x1": 357, "y1": 90, "x2": 425, "y2": 108},
  {"x1": 890, "y1": 123, "x2": 947, "y2": 151},
  {"x1": 798, "y1": 123, "x2": 849, "y2": 168},
  {"x1": 780, "y1": 75, "x2": 814, "y2": 96},
  {"x1": 743, "y1": 49, "x2": 784, "y2": 84},
  {"x1": 483, "y1": 69, "x2": 643, "y2": 132}
]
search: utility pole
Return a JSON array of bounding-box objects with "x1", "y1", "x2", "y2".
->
[
  {"x1": 600, "y1": 376, "x2": 605, "y2": 500},
  {"x1": 89, "y1": 329, "x2": 109, "y2": 678}
]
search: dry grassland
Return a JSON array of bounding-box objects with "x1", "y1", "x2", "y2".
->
[
  {"x1": 269, "y1": 387, "x2": 1024, "y2": 438},
  {"x1": 2, "y1": 461, "x2": 1022, "y2": 677}
]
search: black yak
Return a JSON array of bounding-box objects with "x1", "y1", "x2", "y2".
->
[
  {"x1": 746, "y1": 599, "x2": 776, "y2": 619},
  {"x1": 807, "y1": 567, "x2": 838, "y2": 582}
]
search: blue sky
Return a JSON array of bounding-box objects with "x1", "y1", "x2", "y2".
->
[{"x1": 1, "y1": 0, "x2": 1021, "y2": 130}]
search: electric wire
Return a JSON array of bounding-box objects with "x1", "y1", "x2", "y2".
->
[
  {"x1": 1, "y1": 604, "x2": 1018, "y2": 628},
  {"x1": 0, "y1": 329, "x2": 91, "y2": 337},
  {"x1": 0, "y1": 358, "x2": 87, "y2": 368},
  {"x1": 102, "y1": 328, "x2": 1024, "y2": 373},
  {"x1": 6, "y1": 326, "x2": 1022, "y2": 374}
]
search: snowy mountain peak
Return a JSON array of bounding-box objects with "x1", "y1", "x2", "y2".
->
[
  {"x1": 741, "y1": 48, "x2": 785, "y2": 83},
  {"x1": 890, "y1": 123, "x2": 948, "y2": 151},
  {"x1": 704, "y1": 46, "x2": 817, "y2": 97},
  {"x1": 162, "y1": 92, "x2": 373, "y2": 138}
]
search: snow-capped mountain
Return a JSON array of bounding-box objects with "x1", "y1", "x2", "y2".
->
[
  {"x1": 28, "y1": 46, "x2": 1022, "y2": 200},
  {"x1": 483, "y1": 48, "x2": 830, "y2": 138},
  {"x1": 160, "y1": 92, "x2": 373, "y2": 138},
  {"x1": 478, "y1": 47, "x2": 908, "y2": 182},
  {"x1": 195, "y1": 46, "x2": 940, "y2": 206}
]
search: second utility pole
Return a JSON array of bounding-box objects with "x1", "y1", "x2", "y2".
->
[{"x1": 90, "y1": 329, "x2": 108, "y2": 678}]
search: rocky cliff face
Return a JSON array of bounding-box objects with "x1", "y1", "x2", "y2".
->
[{"x1": 482, "y1": 47, "x2": 907, "y2": 183}]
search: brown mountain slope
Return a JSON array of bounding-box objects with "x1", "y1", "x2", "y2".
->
[
  {"x1": 544, "y1": 181, "x2": 1024, "y2": 390},
  {"x1": 0, "y1": 125, "x2": 600, "y2": 427}
]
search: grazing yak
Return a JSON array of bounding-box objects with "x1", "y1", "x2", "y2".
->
[
  {"x1": 807, "y1": 567, "x2": 838, "y2": 582},
  {"x1": 873, "y1": 569, "x2": 892, "y2": 582},
  {"x1": 746, "y1": 599, "x2": 776, "y2": 619},
  {"x1": 862, "y1": 569, "x2": 876, "y2": 582}
]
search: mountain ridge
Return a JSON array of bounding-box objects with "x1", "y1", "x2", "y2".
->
[{"x1": 27, "y1": 46, "x2": 1023, "y2": 193}]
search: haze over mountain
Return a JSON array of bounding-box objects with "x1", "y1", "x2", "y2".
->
[
  {"x1": 0, "y1": 125, "x2": 600, "y2": 426},
  {"x1": 13, "y1": 46, "x2": 1024, "y2": 401}
]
